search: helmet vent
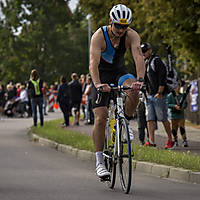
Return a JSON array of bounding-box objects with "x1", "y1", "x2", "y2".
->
[
  {"x1": 117, "y1": 10, "x2": 121, "y2": 18},
  {"x1": 112, "y1": 12, "x2": 117, "y2": 21},
  {"x1": 127, "y1": 11, "x2": 130, "y2": 20},
  {"x1": 123, "y1": 11, "x2": 126, "y2": 18}
]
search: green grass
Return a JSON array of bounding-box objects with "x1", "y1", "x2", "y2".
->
[
  {"x1": 133, "y1": 145, "x2": 200, "y2": 172},
  {"x1": 31, "y1": 119, "x2": 95, "y2": 152},
  {"x1": 31, "y1": 119, "x2": 200, "y2": 172}
]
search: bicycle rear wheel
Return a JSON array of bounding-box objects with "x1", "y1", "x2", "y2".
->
[
  {"x1": 118, "y1": 117, "x2": 132, "y2": 194},
  {"x1": 103, "y1": 125, "x2": 116, "y2": 189}
]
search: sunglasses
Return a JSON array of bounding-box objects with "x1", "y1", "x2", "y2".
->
[
  {"x1": 114, "y1": 23, "x2": 129, "y2": 30},
  {"x1": 141, "y1": 47, "x2": 151, "y2": 54},
  {"x1": 141, "y1": 48, "x2": 148, "y2": 54}
]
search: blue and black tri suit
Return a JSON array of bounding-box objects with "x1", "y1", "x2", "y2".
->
[{"x1": 92, "y1": 26, "x2": 136, "y2": 108}]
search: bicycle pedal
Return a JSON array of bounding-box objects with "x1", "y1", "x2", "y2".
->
[{"x1": 99, "y1": 176, "x2": 111, "y2": 182}]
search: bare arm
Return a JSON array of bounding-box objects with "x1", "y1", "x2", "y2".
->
[
  {"x1": 84, "y1": 85, "x2": 91, "y2": 95},
  {"x1": 89, "y1": 29, "x2": 111, "y2": 92},
  {"x1": 89, "y1": 29, "x2": 102, "y2": 88},
  {"x1": 129, "y1": 30, "x2": 145, "y2": 79}
]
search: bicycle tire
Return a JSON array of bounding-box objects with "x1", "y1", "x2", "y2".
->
[
  {"x1": 118, "y1": 117, "x2": 132, "y2": 194},
  {"x1": 104, "y1": 124, "x2": 116, "y2": 189}
]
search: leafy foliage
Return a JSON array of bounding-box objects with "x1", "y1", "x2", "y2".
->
[
  {"x1": 0, "y1": 0, "x2": 89, "y2": 84},
  {"x1": 79, "y1": 0, "x2": 200, "y2": 78},
  {"x1": 1, "y1": 0, "x2": 200, "y2": 83}
]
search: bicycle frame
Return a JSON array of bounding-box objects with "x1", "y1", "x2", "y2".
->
[{"x1": 104, "y1": 85, "x2": 129, "y2": 159}]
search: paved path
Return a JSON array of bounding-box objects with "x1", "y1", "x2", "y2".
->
[{"x1": 0, "y1": 111, "x2": 200, "y2": 199}]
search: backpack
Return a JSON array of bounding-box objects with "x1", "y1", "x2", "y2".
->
[{"x1": 150, "y1": 56, "x2": 178, "y2": 93}]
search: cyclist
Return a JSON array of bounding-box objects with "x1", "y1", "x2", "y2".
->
[{"x1": 89, "y1": 4, "x2": 145, "y2": 179}]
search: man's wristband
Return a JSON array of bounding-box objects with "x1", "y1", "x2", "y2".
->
[
  {"x1": 137, "y1": 77, "x2": 144, "y2": 82},
  {"x1": 158, "y1": 91, "x2": 163, "y2": 95}
]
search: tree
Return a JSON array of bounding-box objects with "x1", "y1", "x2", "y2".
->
[
  {"x1": 0, "y1": 0, "x2": 89, "y2": 84},
  {"x1": 79, "y1": 0, "x2": 200, "y2": 79}
]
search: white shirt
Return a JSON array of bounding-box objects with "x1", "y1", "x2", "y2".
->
[{"x1": 20, "y1": 89, "x2": 28, "y2": 102}]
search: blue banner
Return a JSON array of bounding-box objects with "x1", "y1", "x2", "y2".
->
[{"x1": 190, "y1": 80, "x2": 199, "y2": 112}]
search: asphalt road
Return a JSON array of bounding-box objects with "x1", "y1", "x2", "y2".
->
[{"x1": 0, "y1": 113, "x2": 200, "y2": 200}]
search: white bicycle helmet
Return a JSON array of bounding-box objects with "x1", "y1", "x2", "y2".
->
[{"x1": 109, "y1": 4, "x2": 132, "y2": 25}]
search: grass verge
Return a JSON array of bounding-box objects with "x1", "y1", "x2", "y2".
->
[
  {"x1": 31, "y1": 119, "x2": 200, "y2": 172},
  {"x1": 31, "y1": 119, "x2": 95, "y2": 152}
]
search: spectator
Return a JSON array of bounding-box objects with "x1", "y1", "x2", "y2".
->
[
  {"x1": 57, "y1": 76, "x2": 71, "y2": 128},
  {"x1": 4, "y1": 84, "x2": 17, "y2": 117},
  {"x1": 167, "y1": 81, "x2": 188, "y2": 147},
  {"x1": 141, "y1": 42, "x2": 174, "y2": 149},
  {"x1": 0, "y1": 84, "x2": 6, "y2": 118},
  {"x1": 84, "y1": 74, "x2": 94, "y2": 125},
  {"x1": 42, "y1": 82, "x2": 48, "y2": 115},
  {"x1": 68, "y1": 73, "x2": 82, "y2": 126},
  {"x1": 25, "y1": 81, "x2": 32, "y2": 117},
  {"x1": 5, "y1": 84, "x2": 15, "y2": 101},
  {"x1": 80, "y1": 74, "x2": 87, "y2": 121},
  {"x1": 136, "y1": 90, "x2": 148, "y2": 145},
  {"x1": 18, "y1": 85, "x2": 28, "y2": 118},
  {"x1": 9, "y1": 81, "x2": 17, "y2": 98},
  {"x1": 28, "y1": 69, "x2": 44, "y2": 127},
  {"x1": 16, "y1": 83, "x2": 21, "y2": 97}
]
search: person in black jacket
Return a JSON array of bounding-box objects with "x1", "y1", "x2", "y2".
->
[
  {"x1": 28, "y1": 69, "x2": 44, "y2": 127},
  {"x1": 141, "y1": 43, "x2": 174, "y2": 149},
  {"x1": 57, "y1": 76, "x2": 70, "y2": 127},
  {"x1": 68, "y1": 73, "x2": 82, "y2": 126}
]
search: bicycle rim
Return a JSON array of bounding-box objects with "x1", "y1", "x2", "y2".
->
[
  {"x1": 118, "y1": 118, "x2": 132, "y2": 194},
  {"x1": 104, "y1": 129, "x2": 116, "y2": 189}
]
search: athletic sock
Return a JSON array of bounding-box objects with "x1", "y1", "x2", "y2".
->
[{"x1": 96, "y1": 151, "x2": 103, "y2": 167}]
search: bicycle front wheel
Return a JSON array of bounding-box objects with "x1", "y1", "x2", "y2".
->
[{"x1": 118, "y1": 117, "x2": 132, "y2": 194}]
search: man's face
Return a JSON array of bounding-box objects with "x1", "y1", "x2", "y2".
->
[
  {"x1": 112, "y1": 23, "x2": 129, "y2": 38},
  {"x1": 143, "y1": 49, "x2": 152, "y2": 60}
]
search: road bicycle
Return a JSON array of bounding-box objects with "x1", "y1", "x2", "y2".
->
[
  {"x1": 96, "y1": 84, "x2": 140, "y2": 193},
  {"x1": 96, "y1": 84, "x2": 146, "y2": 194}
]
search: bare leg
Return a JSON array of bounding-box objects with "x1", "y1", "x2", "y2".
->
[
  {"x1": 147, "y1": 120, "x2": 156, "y2": 143},
  {"x1": 92, "y1": 107, "x2": 107, "y2": 152},
  {"x1": 75, "y1": 111, "x2": 80, "y2": 124},
  {"x1": 123, "y1": 79, "x2": 139, "y2": 117},
  {"x1": 162, "y1": 120, "x2": 173, "y2": 141}
]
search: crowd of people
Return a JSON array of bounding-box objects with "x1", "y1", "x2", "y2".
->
[
  {"x1": 0, "y1": 70, "x2": 49, "y2": 126},
  {"x1": 0, "y1": 70, "x2": 95, "y2": 129},
  {"x1": 57, "y1": 72, "x2": 95, "y2": 128}
]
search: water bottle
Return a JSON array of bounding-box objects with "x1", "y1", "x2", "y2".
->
[{"x1": 110, "y1": 100, "x2": 116, "y2": 143}]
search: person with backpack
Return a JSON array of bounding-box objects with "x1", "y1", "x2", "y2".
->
[
  {"x1": 141, "y1": 42, "x2": 174, "y2": 149},
  {"x1": 28, "y1": 69, "x2": 44, "y2": 127}
]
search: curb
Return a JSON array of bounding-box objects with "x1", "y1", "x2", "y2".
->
[{"x1": 29, "y1": 133, "x2": 200, "y2": 185}]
